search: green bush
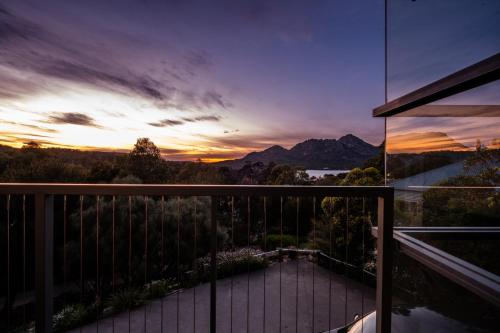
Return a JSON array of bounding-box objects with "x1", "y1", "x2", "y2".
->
[
  {"x1": 105, "y1": 287, "x2": 146, "y2": 313},
  {"x1": 53, "y1": 279, "x2": 181, "y2": 331},
  {"x1": 144, "y1": 278, "x2": 179, "y2": 299},
  {"x1": 196, "y1": 249, "x2": 268, "y2": 281},
  {"x1": 262, "y1": 234, "x2": 297, "y2": 250},
  {"x1": 53, "y1": 303, "x2": 98, "y2": 332}
]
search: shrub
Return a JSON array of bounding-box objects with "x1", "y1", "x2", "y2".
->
[
  {"x1": 53, "y1": 303, "x2": 98, "y2": 332},
  {"x1": 144, "y1": 278, "x2": 179, "y2": 299},
  {"x1": 105, "y1": 287, "x2": 145, "y2": 313},
  {"x1": 196, "y1": 249, "x2": 268, "y2": 281},
  {"x1": 262, "y1": 234, "x2": 297, "y2": 250}
]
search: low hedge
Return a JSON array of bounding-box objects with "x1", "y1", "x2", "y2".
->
[{"x1": 196, "y1": 249, "x2": 268, "y2": 281}]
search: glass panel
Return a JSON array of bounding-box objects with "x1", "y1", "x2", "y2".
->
[
  {"x1": 387, "y1": 0, "x2": 500, "y2": 99},
  {"x1": 386, "y1": 81, "x2": 500, "y2": 228},
  {"x1": 392, "y1": 253, "x2": 500, "y2": 333},
  {"x1": 386, "y1": 4, "x2": 500, "y2": 325}
]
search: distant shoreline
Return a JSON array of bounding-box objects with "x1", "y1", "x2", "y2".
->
[{"x1": 306, "y1": 169, "x2": 350, "y2": 178}]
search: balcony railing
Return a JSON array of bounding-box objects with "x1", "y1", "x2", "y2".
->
[{"x1": 0, "y1": 184, "x2": 393, "y2": 333}]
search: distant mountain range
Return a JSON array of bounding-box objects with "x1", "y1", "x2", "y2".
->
[{"x1": 217, "y1": 134, "x2": 380, "y2": 169}]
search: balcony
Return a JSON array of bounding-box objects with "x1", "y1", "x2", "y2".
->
[{"x1": 0, "y1": 184, "x2": 394, "y2": 333}]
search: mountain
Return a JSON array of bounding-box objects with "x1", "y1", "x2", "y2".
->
[{"x1": 218, "y1": 134, "x2": 380, "y2": 169}]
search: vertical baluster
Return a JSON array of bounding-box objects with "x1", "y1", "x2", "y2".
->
[
  {"x1": 112, "y1": 196, "x2": 115, "y2": 333},
  {"x1": 344, "y1": 198, "x2": 349, "y2": 325},
  {"x1": 328, "y1": 197, "x2": 333, "y2": 332},
  {"x1": 63, "y1": 195, "x2": 67, "y2": 307},
  {"x1": 193, "y1": 198, "x2": 197, "y2": 333},
  {"x1": 6, "y1": 194, "x2": 10, "y2": 331},
  {"x1": 295, "y1": 197, "x2": 299, "y2": 333},
  {"x1": 279, "y1": 196, "x2": 283, "y2": 332},
  {"x1": 128, "y1": 196, "x2": 132, "y2": 333},
  {"x1": 246, "y1": 197, "x2": 251, "y2": 333},
  {"x1": 34, "y1": 193, "x2": 53, "y2": 333},
  {"x1": 96, "y1": 195, "x2": 100, "y2": 332},
  {"x1": 230, "y1": 197, "x2": 234, "y2": 333},
  {"x1": 210, "y1": 197, "x2": 217, "y2": 333},
  {"x1": 177, "y1": 196, "x2": 180, "y2": 333},
  {"x1": 312, "y1": 197, "x2": 316, "y2": 333},
  {"x1": 80, "y1": 195, "x2": 84, "y2": 333},
  {"x1": 23, "y1": 194, "x2": 26, "y2": 332},
  {"x1": 144, "y1": 196, "x2": 148, "y2": 333},
  {"x1": 263, "y1": 197, "x2": 267, "y2": 333},
  {"x1": 160, "y1": 196, "x2": 165, "y2": 333},
  {"x1": 377, "y1": 192, "x2": 394, "y2": 333},
  {"x1": 362, "y1": 198, "x2": 365, "y2": 333}
]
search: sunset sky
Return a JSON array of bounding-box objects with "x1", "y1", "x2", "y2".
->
[
  {"x1": 1, "y1": 1, "x2": 499, "y2": 161},
  {"x1": 0, "y1": 0, "x2": 385, "y2": 161}
]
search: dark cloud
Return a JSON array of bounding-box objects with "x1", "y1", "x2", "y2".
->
[
  {"x1": 0, "y1": 4, "x2": 232, "y2": 112},
  {"x1": 0, "y1": 4, "x2": 38, "y2": 42},
  {"x1": 38, "y1": 59, "x2": 169, "y2": 101},
  {"x1": 182, "y1": 115, "x2": 222, "y2": 122},
  {"x1": 148, "y1": 119, "x2": 184, "y2": 127},
  {"x1": 224, "y1": 129, "x2": 240, "y2": 134},
  {"x1": 0, "y1": 7, "x2": 169, "y2": 102},
  {"x1": 46, "y1": 112, "x2": 102, "y2": 128},
  {"x1": 148, "y1": 114, "x2": 221, "y2": 127},
  {"x1": 202, "y1": 91, "x2": 231, "y2": 109}
]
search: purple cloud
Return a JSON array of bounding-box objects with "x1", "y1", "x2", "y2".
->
[{"x1": 45, "y1": 112, "x2": 102, "y2": 128}]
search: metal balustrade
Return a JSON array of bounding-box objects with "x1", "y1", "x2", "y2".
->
[{"x1": 0, "y1": 184, "x2": 393, "y2": 333}]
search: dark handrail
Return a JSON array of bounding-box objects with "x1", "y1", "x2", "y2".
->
[{"x1": 0, "y1": 183, "x2": 393, "y2": 197}]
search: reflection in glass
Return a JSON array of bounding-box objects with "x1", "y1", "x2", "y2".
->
[
  {"x1": 386, "y1": 2, "x2": 500, "y2": 329},
  {"x1": 387, "y1": 0, "x2": 500, "y2": 99},
  {"x1": 386, "y1": 115, "x2": 499, "y2": 227},
  {"x1": 391, "y1": 253, "x2": 500, "y2": 332},
  {"x1": 387, "y1": 117, "x2": 499, "y2": 184}
]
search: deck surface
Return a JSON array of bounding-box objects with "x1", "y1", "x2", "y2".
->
[{"x1": 70, "y1": 259, "x2": 375, "y2": 333}]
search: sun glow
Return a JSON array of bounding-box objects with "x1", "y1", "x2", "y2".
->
[{"x1": 0, "y1": 81, "x2": 254, "y2": 160}]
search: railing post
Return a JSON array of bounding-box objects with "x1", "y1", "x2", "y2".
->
[
  {"x1": 376, "y1": 191, "x2": 394, "y2": 333},
  {"x1": 35, "y1": 194, "x2": 54, "y2": 333},
  {"x1": 210, "y1": 196, "x2": 217, "y2": 333}
]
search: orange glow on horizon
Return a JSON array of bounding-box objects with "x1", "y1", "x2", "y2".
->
[
  {"x1": 387, "y1": 116, "x2": 500, "y2": 154},
  {"x1": 0, "y1": 137, "x2": 249, "y2": 162},
  {"x1": 387, "y1": 132, "x2": 471, "y2": 154}
]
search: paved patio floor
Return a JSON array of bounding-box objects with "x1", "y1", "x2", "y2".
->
[{"x1": 70, "y1": 259, "x2": 375, "y2": 333}]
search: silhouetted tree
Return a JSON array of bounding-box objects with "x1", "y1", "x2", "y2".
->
[{"x1": 127, "y1": 138, "x2": 163, "y2": 183}]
